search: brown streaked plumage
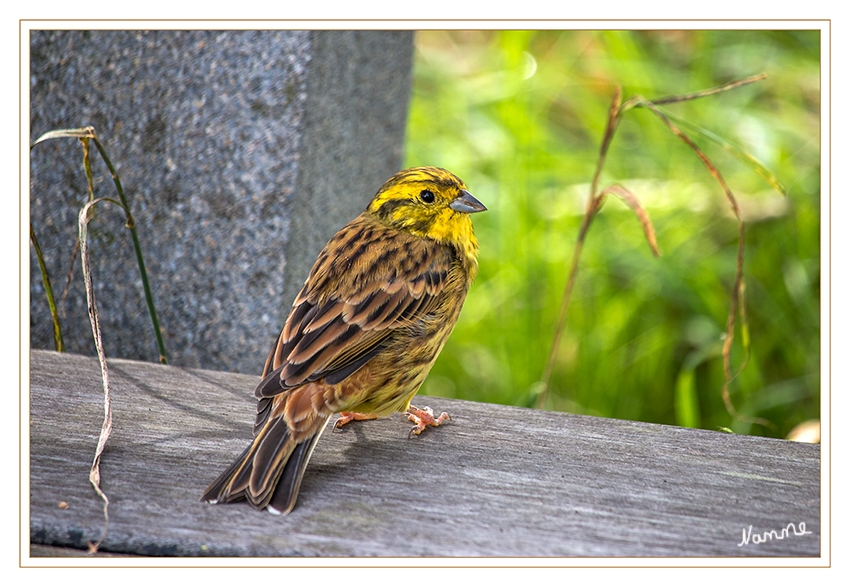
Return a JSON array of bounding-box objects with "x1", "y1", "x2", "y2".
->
[{"x1": 201, "y1": 167, "x2": 486, "y2": 515}]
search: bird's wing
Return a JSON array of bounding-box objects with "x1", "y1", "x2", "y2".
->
[{"x1": 254, "y1": 216, "x2": 455, "y2": 404}]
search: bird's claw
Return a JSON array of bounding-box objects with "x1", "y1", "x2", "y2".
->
[
  {"x1": 334, "y1": 412, "x2": 378, "y2": 429},
  {"x1": 406, "y1": 405, "x2": 451, "y2": 438}
]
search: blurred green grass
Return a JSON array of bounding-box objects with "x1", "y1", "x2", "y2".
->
[{"x1": 404, "y1": 30, "x2": 820, "y2": 438}]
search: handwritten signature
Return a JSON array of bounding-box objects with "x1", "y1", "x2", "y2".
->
[{"x1": 738, "y1": 522, "x2": 812, "y2": 546}]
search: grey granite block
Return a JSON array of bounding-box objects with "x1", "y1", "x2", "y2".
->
[{"x1": 29, "y1": 30, "x2": 414, "y2": 374}]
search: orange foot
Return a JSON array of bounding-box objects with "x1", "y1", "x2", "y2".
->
[
  {"x1": 334, "y1": 412, "x2": 379, "y2": 429},
  {"x1": 406, "y1": 406, "x2": 451, "y2": 438}
]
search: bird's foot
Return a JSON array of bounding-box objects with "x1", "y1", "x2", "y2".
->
[
  {"x1": 334, "y1": 412, "x2": 379, "y2": 429},
  {"x1": 406, "y1": 406, "x2": 451, "y2": 438}
]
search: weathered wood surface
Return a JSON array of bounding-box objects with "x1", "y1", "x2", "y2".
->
[{"x1": 29, "y1": 350, "x2": 820, "y2": 558}]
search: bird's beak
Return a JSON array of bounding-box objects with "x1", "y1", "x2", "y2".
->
[{"x1": 449, "y1": 189, "x2": 487, "y2": 214}]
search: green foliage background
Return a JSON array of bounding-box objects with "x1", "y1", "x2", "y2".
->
[{"x1": 404, "y1": 30, "x2": 820, "y2": 438}]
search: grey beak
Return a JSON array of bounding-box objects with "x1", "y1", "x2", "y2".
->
[{"x1": 449, "y1": 189, "x2": 487, "y2": 214}]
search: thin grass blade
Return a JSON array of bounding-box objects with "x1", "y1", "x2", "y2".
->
[
  {"x1": 31, "y1": 126, "x2": 96, "y2": 147},
  {"x1": 659, "y1": 109, "x2": 787, "y2": 196},
  {"x1": 30, "y1": 225, "x2": 64, "y2": 352}
]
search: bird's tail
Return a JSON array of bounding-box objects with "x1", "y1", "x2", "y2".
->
[{"x1": 201, "y1": 413, "x2": 330, "y2": 515}]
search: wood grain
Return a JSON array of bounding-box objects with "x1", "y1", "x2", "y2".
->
[{"x1": 29, "y1": 350, "x2": 820, "y2": 558}]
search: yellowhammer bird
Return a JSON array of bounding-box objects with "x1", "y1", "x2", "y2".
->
[{"x1": 201, "y1": 166, "x2": 486, "y2": 515}]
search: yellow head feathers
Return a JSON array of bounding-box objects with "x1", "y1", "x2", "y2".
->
[{"x1": 366, "y1": 167, "x2": 486, "y2": 263}]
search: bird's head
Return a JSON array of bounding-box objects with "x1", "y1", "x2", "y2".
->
[{"x1": 367, "y1": 167, "x2": 486, "y2": 259}]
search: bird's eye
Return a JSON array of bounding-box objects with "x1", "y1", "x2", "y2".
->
[{"x1": 419, "y1": 189, "x2": 436, "y2": 204}]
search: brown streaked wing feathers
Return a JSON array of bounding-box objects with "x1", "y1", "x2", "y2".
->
[{"x1": 254, "y1": 216, "x2": 454, "y2": 404}]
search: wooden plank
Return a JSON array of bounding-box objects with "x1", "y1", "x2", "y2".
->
[
  {"x1": 29, "y1": 544, "x2": 141, "y2": 558},
  {"x1": 28, "y1": 350, "x2": 820, "y2": 558}
]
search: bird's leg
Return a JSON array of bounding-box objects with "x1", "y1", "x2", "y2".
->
[
  {"x1": 406, "y1": 405, "x2": 451, "y2": 438},
  {"x1": 334, "y1": 412, "x2": 379, "y2": 429}
]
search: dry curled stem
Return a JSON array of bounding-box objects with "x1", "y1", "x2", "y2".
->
[
  {"x1": 79, "y1": 197, "x2": 118, "y2": 553},
  {"x1": 628, "y1": 97, "x2": 770, "y2": 429},
  {"x1": 31, "y1": 126, "x2": 171, "y2": 550},
  {"x1": 538, "y1": 74, "x2": 774, "y2": 430},
  {"x1": 538, "y1": 89, "x2": 659, "y2": 408}
]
